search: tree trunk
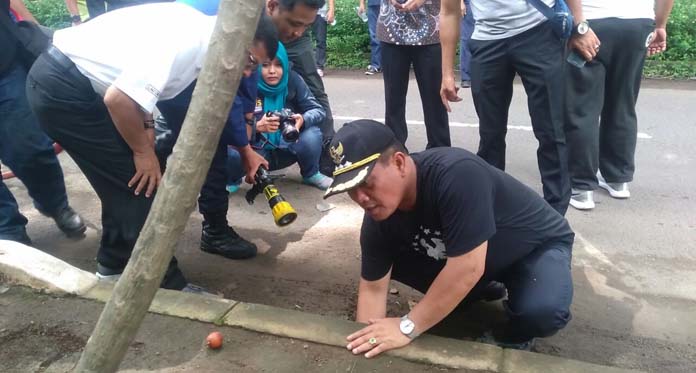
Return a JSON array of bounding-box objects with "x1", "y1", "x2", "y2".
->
[{"x1": 74, "y1": 1, "x2": 264, "y2": 371}]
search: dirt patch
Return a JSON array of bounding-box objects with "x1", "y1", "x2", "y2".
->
[{"x1": 0, "y1": 322, "x2": 84, "y2": 372}]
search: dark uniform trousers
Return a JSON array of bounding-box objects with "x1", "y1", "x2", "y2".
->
[
  {"x1": 469, "y1": 21, "x2": 570, "y2": 215},
  {"x1": 25, "y1": 49, "x2": 186, "y2": 289},
  {"x1": 381, "y1": 42, "x2": 451, "y2": 150},
  {"x1": 565, "y1": 18, "x2": 654, "y2": 191}
]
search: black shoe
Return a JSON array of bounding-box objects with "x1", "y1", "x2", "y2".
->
[
  {"x1": 477, "y1": 330, "x2": 535, "y2": 351},
  {"x1": 479, "y1": 281, "x2": 507, "y2": 302},
  {"x1": 181, "y1": 283, "x2": 217, "y2": 296},
  {"x1": 201, "y1": 224, "x2": 257, "y2": 259},
  {"x1": 0, "y1": 232, "x2": 32, "y2": 246},
  {"x1": 45, "y1": 206, "x2": 86, "y2": 237}
]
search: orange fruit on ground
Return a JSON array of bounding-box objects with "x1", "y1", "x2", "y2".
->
[{"x1": 206, "y1": 331, "x2": 223, "y2": 349}]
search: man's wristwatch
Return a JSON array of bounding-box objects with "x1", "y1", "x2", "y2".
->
[
  {"x1": 400, "y1": 315, "x2": 418, "y2": 339},
  {"x1": 70, "y1": 14, "x2": 81, "y2": 23},
  {"x1": 574, "y1": 20, "x2": 589, "y2": 36}
]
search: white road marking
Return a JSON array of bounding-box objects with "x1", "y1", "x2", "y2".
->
[{"x1": 334, "y1": 116, "x2": 653, "y2": 139}]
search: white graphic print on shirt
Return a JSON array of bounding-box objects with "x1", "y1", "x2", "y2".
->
[{"x1": 411, "y1": 225, "x2": 447, "y2": 260}]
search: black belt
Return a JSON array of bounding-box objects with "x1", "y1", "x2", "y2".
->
[{"x1": 46, "y1": 45, "x2": 78, "y2": 72}]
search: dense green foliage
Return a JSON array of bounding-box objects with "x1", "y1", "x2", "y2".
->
[
  {"x1": 18, "y1": 0, "x2": 696, "y2": 78},
  {"x1": 24, "y1": 0, "x2": 70, "y2": 29}
]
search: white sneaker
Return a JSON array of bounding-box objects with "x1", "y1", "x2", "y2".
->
[
  {"x1": 597, "y1": 172, "x2": 630, "y2": 199},
  {"x1": 570, "y1": 189, "x2": 595, "y2": 210},
  {"x1": 95, "y1": 272, "x2": 121, "y2": 282}
]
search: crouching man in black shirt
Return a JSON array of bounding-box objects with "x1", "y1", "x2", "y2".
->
[{"x1": 324, "y1": 120, "x2": 574, "y2": 356}]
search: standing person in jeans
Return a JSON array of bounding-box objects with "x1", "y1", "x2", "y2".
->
[
  {"x1": 440, "y1": 0, "x2": 591, "y2": 215},
  {"x1": 565, "y1": 0, "x2": 674, "y2": 210},
  {"x1": 358, "y1": 0, "x2": 381, "y2": 75},
  {"x1": 0, "y1": 0, "x2": 85, "y2": 245},
  {"x1": 310, "y1": 0, "x2": 334, "y2": 77},
  {"x1": 267, "y1": 0, "x2": 336, "y2": 176},
  {"x1": 380, "y1": 0, "x2": 450, "y2": 150},
  {"x1": 458, "y1": 0, "x2": 474, "y2": 88}
]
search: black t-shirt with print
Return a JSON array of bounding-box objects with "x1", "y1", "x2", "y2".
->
[{"x1": 360, "y1": 147, "x2": 574, "y2": 285}]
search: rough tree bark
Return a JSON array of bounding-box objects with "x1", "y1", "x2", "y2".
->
[{"x1": 74, "y1": 1, "x2": 264, "y2": 371}]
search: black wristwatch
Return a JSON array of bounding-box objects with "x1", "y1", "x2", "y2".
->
[
  {"x1": 574, "y1": 20, "x2": 589, "y2": 36},
  {"x1": 70, "y1": 14, "x2": 81, "y2": 23}
]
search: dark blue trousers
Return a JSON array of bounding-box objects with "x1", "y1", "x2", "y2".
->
[
  {"x1": 0, "y1": 62, "x2": 69, "y2": 241},
  {"x1": 459, "y1": 0, "x2": 474, "y2": 81},
  {"x1": 367, "y1": 4, "x2": 381, "y2": 70},
  {"x1": 156, "y1": 82, "x2": 245, "y2": 218},
  {"x1": 391, "y1": 239, "x2": 573, "y2": 342}
]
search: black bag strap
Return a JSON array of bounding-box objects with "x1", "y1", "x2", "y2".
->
[{"x1": 526, "y1": 0, "x2": 556, "y2": 20}]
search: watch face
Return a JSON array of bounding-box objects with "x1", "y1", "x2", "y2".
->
[
  {"x1": 578, "y1": 22, "x2": 589, "y2": 35},
  {"x1": 400, "y1": 319, "x2": 415, "y2": 335}
]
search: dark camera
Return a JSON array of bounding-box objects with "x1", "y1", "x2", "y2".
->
[{"x1": 266, "y1": 108, "x2": 300, "y2": 142}]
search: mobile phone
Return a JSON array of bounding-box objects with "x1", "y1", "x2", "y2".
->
[{"x1": 566, "y1": 51, "x2": 587, "y2": 68}]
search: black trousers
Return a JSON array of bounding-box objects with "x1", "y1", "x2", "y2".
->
[
  {"x1": 25, "y1": 50, "x2": 186, "y2": 289},
  {"x1": 469, "y1": 21, "x2": 570, "y2": 215},
  {"x1": 285, "y1": 34, "x2": 334, "y2": 141},
  {"x1": 381, "y1": 42, "x2": 451, "y2": 149},
  {"x1": 565, "y1": 18, "x2": 654, "y2": 191},
  {"x1": 391, "y1": 238, "x2": 573, "y2": 342}
]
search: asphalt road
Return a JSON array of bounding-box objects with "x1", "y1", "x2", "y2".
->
[{"x1": 3, "y1": 71, "x2": 695, "y2": 371}]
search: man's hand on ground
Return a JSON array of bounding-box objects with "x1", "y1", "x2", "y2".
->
[
  {"x1": 346, "y1": 317, "x2": 411, "y2": 358},
  {"x1": 569, "y1": 28, "x2": 601, "y2": 61},
  {"x1": 129, "y1": 149, "x2": 161, "y2": 198},
  {"x1": 440, "y1": 75, "x2": 462, "y2": 112},
  {"x1": 647, "y1": 28, "x2": 667, "y2": 56}
]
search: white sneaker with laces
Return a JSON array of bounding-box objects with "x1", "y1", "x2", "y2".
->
[
  {"x1": 570, "y1": 189, "x2": 595, "y2": 210},
  {"x1": 597, "y1": 172, "x2": 630, "y2": 199}
]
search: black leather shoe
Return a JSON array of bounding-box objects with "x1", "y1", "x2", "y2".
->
[
  {"x1": 46, "y1": 206, "x2": 86, "y2": 237},
  {"x1": 200, "y1": 224, "x2": 257, "y2": 259},
  {"x1": 479, "y1": 281, "x2": 507, "y2": 302},
  {"x1": 0, "y1": 232, "x2": 32, "y2": 246}
]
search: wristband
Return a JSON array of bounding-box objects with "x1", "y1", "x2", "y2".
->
[
  {"x1": 144, "y1": 119, "x2": 155, "y2": 129},
  {"x1": 70, "y1": 14, "x2": 81, "y2": 23}
]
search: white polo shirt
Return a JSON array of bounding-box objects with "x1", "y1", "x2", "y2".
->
[
  {"x1": 52, "y1": 3, "x2": 216, "y2": 114},
  {"x1": 582, "y1": 0, "x2": 655, "y2": 20}
]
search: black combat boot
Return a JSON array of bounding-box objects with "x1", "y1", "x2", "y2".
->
[
  {"x1": 200, "y1": 214, "x2": 257, "y2": 259},
  {"x1": 45, "y1": 205, "x2": 86, "y2": 237}
]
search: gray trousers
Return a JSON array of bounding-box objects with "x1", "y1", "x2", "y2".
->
[
  {"x1": 565, "y1": 18, "x2": 654, "y2": 191},
  {"x1": 285, "y1": 34, "x2": 335, "y2": 141}
]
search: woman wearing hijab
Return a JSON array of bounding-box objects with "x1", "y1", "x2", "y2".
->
[{"x1": 227, "y1": 43, "x2": 332, "y2": 192}]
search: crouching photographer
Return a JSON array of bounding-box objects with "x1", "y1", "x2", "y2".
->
[{"x1": 227, "y1": 42, "x2": 332, "y2": 192}]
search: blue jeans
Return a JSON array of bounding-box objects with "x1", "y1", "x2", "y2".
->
[
  {"x1": 459, "y1": 1, "x2": 475, "y2": 81},
  {"x1": 0, "y1": 63, "x2": 68, "y2": 241},
  {"x1": 367, "y1": 4, "x2": 381, "y2": 69},
  {"x1": 227, "y1": 126, "x2": 323, "y2": 183}
]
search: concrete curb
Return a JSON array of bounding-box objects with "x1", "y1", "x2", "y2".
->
[{"x1": 0, "y1": 240, "x2": 641, "y2": 372}]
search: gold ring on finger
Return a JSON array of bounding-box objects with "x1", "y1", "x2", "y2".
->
[{"x1": 368, "y1": 337, "x2": 377, "y2": 345}]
